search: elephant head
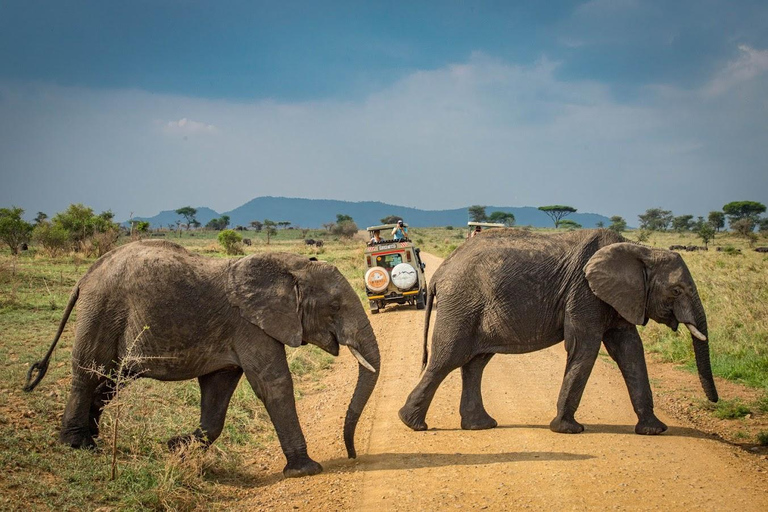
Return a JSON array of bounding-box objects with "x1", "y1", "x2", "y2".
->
[
  {"x1": 584, "y1": 243, "x2": 718, "y2": 403},
  {"x1": 226, "y1": 253, "x2": 380, "y2": 458}
]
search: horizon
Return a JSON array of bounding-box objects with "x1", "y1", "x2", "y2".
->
[{"x1": 2, "y1": 2, "x2": 766, "y2": 224}]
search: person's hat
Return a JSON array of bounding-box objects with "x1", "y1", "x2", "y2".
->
[{"x1": 398, "y1": 220, "x2": 403, "y2": 225}]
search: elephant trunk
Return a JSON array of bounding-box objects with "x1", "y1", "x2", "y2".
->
[
  {"x1": 343, "y1": 323, "x2": 380, "y2": 459},
  {"x1": 688, "y1": 298, "x2": 719, "y2": 403}
]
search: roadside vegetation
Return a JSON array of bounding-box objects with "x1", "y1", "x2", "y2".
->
[{"x1": 1, "y1": 203, "x2": 767, "y2": 509}]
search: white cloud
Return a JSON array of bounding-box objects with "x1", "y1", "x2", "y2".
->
[
  {"x1": 703, "y1": 45, "x2": 768, "y2": 97},
  {"x1": 163, "y1": 117, "x2": 218, "y2": 134},
  {"x1": 1, "y1": 51, "x2": 766, "y2": 225}
]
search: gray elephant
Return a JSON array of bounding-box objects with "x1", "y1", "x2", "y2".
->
[
  {"x1": 24, "y1": 240, "x2": 379, "y2": 478},
  {"x1": 399, "y1": 229, "x2": 717, "y2": 435}
]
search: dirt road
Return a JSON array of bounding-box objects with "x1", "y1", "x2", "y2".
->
[{"x1": 230, "y1": 252, "x2": 767, "y2": 510}]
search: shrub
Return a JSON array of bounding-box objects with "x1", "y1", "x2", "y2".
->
[
  {"x1": 758, "y1": 431, "x2": 768, "y2": 446},
  {"x1": 0, "y1": 206, "x2": 33, "y2": 254},
  {"x1": 331, "y1": 220, "x2": 358, "y2": 239},
  {"x1": 218, "y1": 230, "x2": 243, "y2": 255},
  {"x1": 34, "y1": 223, "x2": 71, "y2": 256}
]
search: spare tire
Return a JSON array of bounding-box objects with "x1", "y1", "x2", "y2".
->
[
  {"x1": 391, "y1": 263, "x2": 418, "y2": 290},
  {"x1": 365, "y1": 266, "x2": 390, "y2": 292}
]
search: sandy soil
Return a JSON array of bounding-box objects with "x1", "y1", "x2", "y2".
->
[{"x1": 224, "y1": 252, "x2": 768, "y2": 511}]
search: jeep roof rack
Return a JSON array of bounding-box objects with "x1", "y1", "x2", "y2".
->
[
  {"x1": 467, "y1": 222, "x2": 506, "y2": 228},
  {"x1": 367, "y1": 223, "x2": 408, "y2": 232}
]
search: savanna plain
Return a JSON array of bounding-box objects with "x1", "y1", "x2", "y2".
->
[{"x1": 1, "y1": 226, "x2": 767, "y2": 510}]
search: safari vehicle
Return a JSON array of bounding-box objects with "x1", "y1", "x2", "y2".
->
[
  {"x1": 364, "y1": 224, "x2": 427, "y2": 313},
  {"x1": 467, "y1": 221, "x2": 505, "y2": 238}
]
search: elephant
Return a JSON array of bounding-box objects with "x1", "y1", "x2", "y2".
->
[
  {"x1": 24, "y1": 240, "x2": 380, "y2": 478},
  {"x1": 399, "y1": 229, "x2": 718, "y2": 435}
]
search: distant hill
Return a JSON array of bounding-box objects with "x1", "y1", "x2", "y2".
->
[{"x1": 129, "y1": 197, "x2": 611, "y2": 230}]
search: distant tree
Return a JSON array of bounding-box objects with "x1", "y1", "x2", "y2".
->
[
  {"x1": 381, "y1": 215, "x2": 402, "y2": 224},
  {"x1": 0, "y1": 206, "x2": 34, "y2": 254},
  {"x1": 322, "y1": 222, "x2": 335, "y2": 232},
  {"x1": 487, "y1": 211, "x2": 515, "y2": 226},
  {"x1": 596, "y1": 221, "x2": 604, "y2": 228},
  {"x1": 672, "y1": 215, "x2": 694, "y2": 233},
  {"x1": 608, "y1": 216, "x2": 627, "y2": 233},
  {"x1": 263, "y1": 219, "x2": 277, "y2": 244},
  {"x1": 638, "y1": 208, "x2": 673, "y2": 231},
  {"x1": 206, "y1": 215, "x2": 231, "y2": 230},
  {"x1": 336, "y1": 214, "x2": 353, "y2": 223},
  {"x1": 33, "y1": 222, "x2": 70, "y2": 256},
  {"x1": 538, "y1": 205, "x2": 577, "y2": 228},
  {"x1": 34, "y1": 212, "x2": 48, "y2": 225},
  {"x1": 250, "y1": 220, "x2": 263, "y2": 232},
  {"x1": 468, "y1": 205, "x2": 487, "y2": 222},
  {"x1": 723, "y1": 201, "x2": 766, "y2": 227},
  {"x1": 696, "y1": 223, "x2": 716, "y2": 248},
  {"x1": 558, "y1": 219, "x2": 582, "y2": 230},
  {"x1": 708, "y1": 211, "x2": 725, "y2": 232},
  {"x1": 175, "y1": 206, "x2": 198, "y2": 231},
  {"x1": 758, "y1": 218, "x2": 768, "y2": 234},
  {"x1": 731, "y1": 218, "x2": 758, "y2": 245},
  {"x1": 218, "y1": 229, "x2": 243, "y2": 255},
  {"x1": 332, "y1": 220, "x2": 358, "y2": 238},
  {"x1": 53, "y1": 203, "x2": 96, "y2": 243},
  {"x1": 277, "y1": 221, "x2": 291, "y2": 230},
  {"x1": 135, "y1": 221, "x2": 150, "y2": 233}
]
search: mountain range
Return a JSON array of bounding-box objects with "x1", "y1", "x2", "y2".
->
[{"x1": 128, "y1": 197, "x2": 612, "y2": 230}]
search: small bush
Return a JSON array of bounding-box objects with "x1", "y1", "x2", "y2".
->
[
  {"x1": 218, "y1": 230, "x2": 243, "y2": 255},
  {"x1": 709, "y1": 399, "x2": 751, "y2": 419},
  {"x1": 757, "y1": 431, "x2": 768, "y2": 446},
  {"x1": 446, "y1": 226, "x2": 454, "y2": 230}
]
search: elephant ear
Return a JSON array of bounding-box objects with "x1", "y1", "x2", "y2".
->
[
  {"x1": 584, "y1": 243, "x2": 652, "y2": 325},
  {"x1": 226, "y1": 255, "x2": 303, "y2": 347}
]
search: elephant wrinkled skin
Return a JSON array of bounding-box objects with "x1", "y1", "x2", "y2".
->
[
  {"x1": 25, "y1": 240, "x2": 380, "y2": 478},
  {"x1": 399, "y1": 229, "x2": 717, "y2": 435}
]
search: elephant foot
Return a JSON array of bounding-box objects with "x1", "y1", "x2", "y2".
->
[
  {"x1": 283, "y1": 457, "x2": 323, "y2": 478},
  {"x1": 398, "y1": 406, "x2": 428, "y2": 431},
  {"x1": 461, "y1": 412, "x2": 498, "y2": 430},
  {"x1": 635, "y1": 416, "x2": 667, "y2": 435},
  {"x1": 549, "y1": 416, "x2": 584, "y2": 434},
  {"x1": 60, "y1": 427, "x2": 97, "y2": 449}
]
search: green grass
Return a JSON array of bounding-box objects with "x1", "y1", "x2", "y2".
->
[{"x1": 1, "y1": 226, "x2": 767, "y2": 508}]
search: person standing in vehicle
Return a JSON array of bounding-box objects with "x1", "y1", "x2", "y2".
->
[
  {"x1": 392, "y1": 220, "x2": 408, "y2": 241},
  {"x1": 369, "y1": 230, "x2": 383, "y2": 245}
]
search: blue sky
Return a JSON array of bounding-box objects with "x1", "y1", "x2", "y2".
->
[{"x1": 1, "y1": 0, "x2": 767, "y2": 224}]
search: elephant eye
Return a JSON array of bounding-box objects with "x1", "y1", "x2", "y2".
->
[{"x1": 672, "y1": 287, "x2": 682, "y2": 297}]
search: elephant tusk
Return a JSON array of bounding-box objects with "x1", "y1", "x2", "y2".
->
[
  {"x1": 686, "y1": 324, "x2": 707, "y2": 341},
  {"x1": 349, "y1": 347, "x2": 376, "y2": 373}
]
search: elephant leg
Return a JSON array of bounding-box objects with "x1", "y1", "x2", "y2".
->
[
  {"x1": 550, "y1": 332, "x2": 602, "y2": 434},
  {"x1": 603, "y1": 328, "x2": 667, "y2": 435},
  {"x1": 399, "y1": 343, "x2": 472, "y2": 431},
  {"x1": 167, "y1": 368, "x2": 244, "y2": 451},
  {"x1": 89, "y1": 378, "x2": 118, "y2": 438},
  {"x1": 460, "y1": 353, "x2": 497, "y2": 430},
  {"x1": 242, "y1": 353, "x2": 322, "y2": 478},
  {"x1": 61, "y1": 369, "x2": 105, "y2": 448}
]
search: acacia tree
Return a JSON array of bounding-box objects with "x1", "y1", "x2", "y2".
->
[
  {"x1": 468, "y1": 205, "x2": 487, "y2": 222},
  {"x1": 608, "y1": 216, "x2": 627, "y2": 233},
  {"x1": 250, "y1": 220, "x2": 263, "y2": 231},
  {"x1": 558, "y1": 219, "x2": 582, "y2": 230},
  {"x1": 175, "y1": 206, "x2": 198, "y2": 231},
  {"x1": 263, "y1": 219, "x2": 277, "y2": 244},
  {"x1": 723, "y1": 201, "x2": 766, "y2": 230},
  {"x1": 381, "y1": 215, "x2": 402, "y2": 224},
  {"x1": 538, "y1": 205, "x2": 577, "y2": 228},
  {"x1": 672, "y1": 215, "x2": 694, "y2": 233},
  {"x1": 488, "y1": 211, "x2": 515, "y2": 226},
  {"x1": 0, "y1": 206, "x2": 33, "y2": 254},
  {"x1": 638, "y1": 208, "x2": 673, "y2": 231},
  {"x1": 708, "y1": 211, "x2": 725, "y2": 232}
]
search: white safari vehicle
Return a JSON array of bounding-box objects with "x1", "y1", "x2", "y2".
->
[
  {"x1": 467, "y1": 221, "x2": 506, "y2": 238},
  {"x1": 363, "y1": 224, "x2": 427, "y2": 313}
]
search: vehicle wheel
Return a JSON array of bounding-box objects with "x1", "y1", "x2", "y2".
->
[{"x1": 416, "y1": 290, "x2": 426, "y2": 310}]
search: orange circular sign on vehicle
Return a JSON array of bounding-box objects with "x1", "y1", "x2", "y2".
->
[{"x1": 365, "y1": 266, "x2": 390, "y2": 292}]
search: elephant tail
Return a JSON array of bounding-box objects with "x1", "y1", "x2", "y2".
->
[
  {"x1": 421, "y1": 281, "x2": 436, "y2": 372},
  {"x1": 24, "y1": 285, "x2": 80, "y2": 392}
]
